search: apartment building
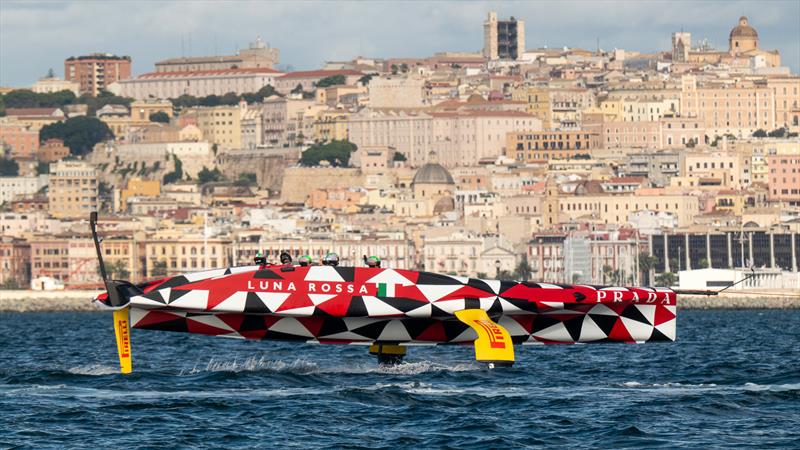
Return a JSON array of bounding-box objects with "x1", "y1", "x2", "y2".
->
[{"x1": 47, "y1": 161, "x2": 98, "y2": 219}]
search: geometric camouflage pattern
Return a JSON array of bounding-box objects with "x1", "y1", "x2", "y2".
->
[{"x1": 104, "y1": 265, "x2": 677, "y2": 345}]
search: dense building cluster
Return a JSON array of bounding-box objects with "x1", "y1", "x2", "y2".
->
[{"x1": 0, "y1": 13, "x2": 798, "y2": 291}]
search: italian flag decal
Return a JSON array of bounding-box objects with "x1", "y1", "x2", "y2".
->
[{"x1": 377, "y1": 283, "x2": 396, "y2": 297}]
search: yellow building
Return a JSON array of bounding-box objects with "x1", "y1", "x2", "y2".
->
[
  {"x1": 506, "y1": 130, "x2": 600, "y2": 162},
  {"x1": 130, "y1": 100, "x2": 173, "y2": 122},
  {"x1": 47, "y1": 161, "x2": 98, "y2": 219},
  {"x1": 555, "y1": 191, "x2": 699, "y2": 227},
  {"x1": 714, "y1": 190, "x2": 747, "y2": 216},
  {"x1": 100, "y1": 100, "x2": 173, "y2": 139},
  {"x1": 510, "y1": 86, "x2": 552, "y2": 128},
  {"x1": 144, "y1": 231, "x2": 230, "y2": 278},
  {"x1": 194, "y1": 102, "x2": 247, "y2": 150},
  {"x1": 674, "y1": 151, "x2": 751, "y2": 189},
  {"x1": 119, "y1": 178, "x2": 161, "y2": 211},
  {"x1": 314, "y1": 110, "x2": 350, "y2": 142},
  {"x1": 595, "y1": 98, "x2": 623, "y2": 121}
]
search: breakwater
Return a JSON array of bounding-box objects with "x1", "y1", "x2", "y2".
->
[
  {"x1": 1, "y1": 289, "x2": 798, "y2": 312},
  {"x1": 0, "y1": 290, "x2": 100, "y2": 312}
]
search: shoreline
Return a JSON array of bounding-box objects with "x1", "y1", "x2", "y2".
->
[{"x1": 1, "y1": 289, "x2": 798, "y2": 312}]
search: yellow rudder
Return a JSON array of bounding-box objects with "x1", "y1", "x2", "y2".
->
[
  {"x1": 113, "y1": 308, "x2": 133, "y2": 374},
  {"x1": 455, "y1": 309, "x2": 515, "y2": 367}
]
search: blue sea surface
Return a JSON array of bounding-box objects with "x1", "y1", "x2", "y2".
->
[{"x1": 1, "y1": 310, "x2": 798, "y2": 449}]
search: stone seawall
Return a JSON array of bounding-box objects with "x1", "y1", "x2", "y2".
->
[
  {"x1": 678, "y1": 291, "x2": 800, "y2": 310},
  {"x1": 0, "y1": 289, "x2": 798, "y2": 312},
  {"x1": 0, "y1": 290, "x2": 100, "y2": 312}
]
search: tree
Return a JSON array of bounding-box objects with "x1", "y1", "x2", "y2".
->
[
  {"x1": 316, "y1": 74, "x2": 346, "y2": 88},
  {"x1": 638, "y1": 253, "x2": 659, "y2": 285},
  {"x1": 242, "y1": 85, "x2": 279, "y2": 104},
  {"x1": 98, "y1": 260, "x2": 130, "y2": 280},
  {"x1": 358, "y1": 73, "x2": 377, "y2": 86},
  {"x1": 400, "y1": 63, "x2": 409, "y2": 73},
  {"x1": 291, "y1": 83, "x2": 304, "y2": 95},
  {"x1": 149, "y1": 111, "x2": 170, "y2": 123},
  {"x1": 162, "y1": 155, "x2": 183, "y2": 184},
  {"x1": 752, "y1": 129, "x2": 767, "y2": 138},
  {"x1": 768, "y1": 127, "x2": 786, "y2": 138},
  {"x1": 173, "y1": 94, "x2": 199, "y2": 109},
  {"x1": 220, "y1": 92, "x2": 241, "y2": 106},
  {"x1": 199, "y1": 95, "x2": 221, "y2": 107},
  {"x1": 299, "y1": 140, "x2": 357, "y2": 167},
  {"x1": 513, "y1": 255, "x2": 532, "y2": 280},
  {"x1": 0, "y1": 157, "x2": 19, "y2": 176},
  {"x1": 197, "y1": 166, "x2": 224, "y2": 184},
  {"x1": 1, "y1": 89, "x2": 77, "y2": 108},
  {"x1": 392, "y1": 151, "x2": 407, "y2": 162},
  {"x1": 36, "y1": 161, "x2": 50, "y2": 175},
  {"x1": 234, "y1": 172, "x2": 257, "y2": 187},
  {"x1": 1, "y1": 278, "x2": 20, "y2": 290},
  {"x1": 697, "y1": 258, "x2": 709, "y2": 269},
  {"x1": 151, "y1": 260, "x2": 168, "y2": 278},
  {"x1": 39, "y1": 116, "x2": 114, "y2": 156},
  {"x1": 655, "y1": 272, "x2": 677, "y2": 287},
  {"x1": 602, "y1": 265, "x2": 615, "y2": 284},
  {"x1": 78, "y1": 91, "x2": 133, "y2": 115}
]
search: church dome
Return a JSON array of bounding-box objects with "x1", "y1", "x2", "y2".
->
[
  {"x1": 466, "y1": 93, "x2": 486, "y2": 104},
  {"x1": 412, "y1": 162, "x2": 455, "y2": 185},
  {"x1": 730, "y1": 16, "x2": 758, "y2": 39}
]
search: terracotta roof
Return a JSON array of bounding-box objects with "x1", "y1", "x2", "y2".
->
[
  {"x1": 134, "y1": 68, "x2": 280, "y2": 79},
  {"x1": 5, "y1": 107, "x2": 61, "y2": 117},
  {"x1": 608, "y1": 176, "x2": 646, "y2": 184},
  {"x1": 279, "y1": 69, "x2": 363, "y2": 79},
  {"x1": 429, "y1": 110, "x2": 534, "y2": 118}
]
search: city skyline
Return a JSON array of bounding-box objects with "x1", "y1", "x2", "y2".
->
[{"x1": 1, "y1": 0, "x2": 799, "y2": 86}]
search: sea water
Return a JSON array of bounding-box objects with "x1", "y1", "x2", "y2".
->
[{"x1": 1, "y1": 310, "x2": 798, "y2": 448}]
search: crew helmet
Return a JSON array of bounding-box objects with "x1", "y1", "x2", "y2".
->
[{"x1": 322, "y1": 252, "x2": 340, "y2": 266}]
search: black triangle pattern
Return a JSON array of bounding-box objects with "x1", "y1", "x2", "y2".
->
[
  {"x1": 346, "y1": 296, "x2": 368, "y2": 317},
  {"x1": 621, "y1": 304, "x2": 651, "y2": 325},
  {"x1": 244, "y1": 292, "x2": 270, "y2": 313},
  {"x1": 168, "y1": 289, "x2": 191, "y2": 303},
  {"x1": 588, "y1": 314, "x2": 618, "y2": 336},
  {"x1": 253, "y1": 269, "x2": 284, "y2": 279},
  {"x1": 349, "y1": 320, "x2": 389, "y2": 339}
]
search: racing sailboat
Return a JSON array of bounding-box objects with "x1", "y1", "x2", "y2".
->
[{"x1": 90, "y1": 213, "x2": 678, "y2": 374}]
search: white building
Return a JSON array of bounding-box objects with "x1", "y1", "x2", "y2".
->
[
  {"x1": 368, "y1": 76, "x2": 426, "y2": 108},
  {"x1": 109, "y1": 68, "x2": 282, "y2": 100},
  {"x1": 348, "y1": 108, "x2": 541, "y2": 167},
  {"x1": 31, "y1": 77, "x2": 80, "y2": 96},
  {"x1": 678, "y1": 268, "x2": 800, "y2": 291},
  {"x1": 0, "y1": 175, "x2": 49, "y2": 204}
]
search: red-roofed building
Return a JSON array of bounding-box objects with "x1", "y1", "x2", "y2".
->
[{"x1": 110, "y1": 68, "x2": 282, "y2": 100}]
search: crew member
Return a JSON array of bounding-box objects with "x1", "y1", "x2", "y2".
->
[
  {"x1": 254, "y1": 251, "x2": 266, "y2": 266},
  {"x1": 322, "y1": 252, "x2": 340, "y2": 267},
  {"x1": 365, "y1": 255, "x2": 381, "y2": 268},
  {"x1": 279, "y1": 252, "x2": 292, "y2": 265},
  {"x1": 298, "y1": 255, "x2": 312, "y2": 267}
]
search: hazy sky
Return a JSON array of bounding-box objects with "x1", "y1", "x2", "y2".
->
[{"x1": 1, "y1": 0, "x2": 799, "y2": 87}]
